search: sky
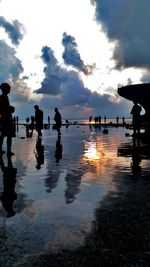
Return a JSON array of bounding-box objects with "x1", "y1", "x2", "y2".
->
[{"x1": 0, "y1": 0, "x2": 149, "y2": 120}]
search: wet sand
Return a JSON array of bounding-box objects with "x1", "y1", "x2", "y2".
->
[
  {"x1": 16, "y1": 179, "x2": 150, "y2": 267},
  {"x1": 0, "y1": 124, "x2": 150, "y2": 266}
]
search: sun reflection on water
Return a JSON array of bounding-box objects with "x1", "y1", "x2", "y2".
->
[{"x1": 84, "y1": 139, "x2": 104, "y2": 161}]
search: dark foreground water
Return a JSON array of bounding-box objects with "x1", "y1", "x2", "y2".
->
[{"x1": 0, "y1": 124, "x2": 150, "y2": 266}]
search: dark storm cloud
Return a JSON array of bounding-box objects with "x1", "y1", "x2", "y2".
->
[
  {"x1": 61, "y1": 71, "x2": 126, "y2": 117},
  {"x1": 61, "y1": 71, "x2": 91, "y2": 106},
  {"x1": 35, "y1": 46, "x2": 128, "y2": 117},
  {"x1": 62, "y1": 32, "x2": 95, "y2": 75},
  {"x1": 34, "y1": 45, "x2": 94, "y2": 103},
  {"x1": 0, "y1": 15, "x2": 31, "y2": 102},
  {"x1": 34, "y1": 46, "x2": 67, "y2": 95},
  {"x1": 92, "y1": 0, "x2": 150, "y2": 70},
  {"x1": 0, "y1": 16, "x2": 24, "y2": 45}
]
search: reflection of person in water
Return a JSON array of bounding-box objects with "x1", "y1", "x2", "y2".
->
[
  {"x1": 131, "y1": 140, "x2": 141, "y2": 177},
  {"x1": 55, "y1": 135, "x2": 62, "y2": 163},
  {"x1": 65, "y1": 171, "x2": 81, "y2": 204},
  {"x1": 0, "y1": 154, "x2": 17, "y2": 217},
  {"x1": 34, "y1": 138, "x2": 44, "y2": 169}
]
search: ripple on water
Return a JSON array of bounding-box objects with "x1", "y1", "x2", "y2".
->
[{"x1": 0, "y1": 125, "x2": 149, "y2": 264}]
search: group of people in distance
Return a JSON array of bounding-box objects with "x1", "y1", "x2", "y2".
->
[{"x1": 0, "y1": 82, "x2": 62, "y2": 156}]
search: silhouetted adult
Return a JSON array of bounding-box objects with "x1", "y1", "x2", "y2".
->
[
  {"x1": 122, "y1": 116, "x2": 125, "y2": 125},
  {"x1": 0, "y1": 153, "x2": 17, "y2": 217},
  {"x1": 0, "y1": 83, "x2": 15, "y2": 155},
  {"x1": 54, "y1": 107, "x2": 62, "y2": 136},
  {"x1": 116, "y1": 116, "x2": 119, "y2": 125},
  {"x1": 34, "y1": 105, "x2": 43, "y2": 138},
  {"x1": 98, "y1": 115, "x2": 101, "y2": 124},
  {"x1": 89, "y1": 116, "x2": 92, "y2": 123},
  {"x1": 131, "y1": 101, "x2": 142, "y2": 135},
  {"x1": 48, "y1": 116, "x2": 50, "y2": 126}
]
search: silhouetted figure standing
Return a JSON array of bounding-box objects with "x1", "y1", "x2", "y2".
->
[
  {"x1": 116, "y1": 116, "x2": 119, "y2": 125},
  {"x1": 0, "y1": 154, "x2": 17, "y2": 217},
  {"x1": 48, "y1": 116, "x2": 50, "y2": 126},
  {"x1": 122, "y1": 116, "x2": 125, "y2": 126},
  {"x1": 94, "y1": 116, "x2": 98, "y2": 124},
  {"x1": 131, "y1": 101, "x2": 142, "y2": 135},
  {"x1": 54, "y1": 107, "x2": 62, "y2": 136},
  {"x1": 34, "y1": 105, "x2": 43, "y2": 138},
  {"x1": 89, "y1": 116, "x2": 92, "y2": 123},
  {"x1": 0, "y1": 83, "x2": 15, "y2": 156},
  {"x1": 98, "y1": 115, "x2": 101, "y2": 124},
  {"x1": 16, "y1": 116, "x2": 19, "y2": 125}
]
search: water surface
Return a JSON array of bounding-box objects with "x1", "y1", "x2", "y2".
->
[{"x1": 0, "y1": 124, "x2": 148, "y2": 266}]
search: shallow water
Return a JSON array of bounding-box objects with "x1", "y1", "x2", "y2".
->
[{"x1": 0, "y1": 124, "x2": 150, "y2": 266}]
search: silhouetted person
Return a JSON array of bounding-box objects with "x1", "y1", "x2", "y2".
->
[
  {"x1": 116, "y1": 116, "x2": 119, "y2": 125},
  {"x1": 54, "y1": 107, "x2": 62, "y2": 136},
  {"x1": 16, "y1": 116, "x2": 19, "y2": 125},
  {"x1": 0, "y1": 83, "x2": 15, "y2": 156},
  {"x1": 98, "y1": 115, "x2": 101, "y2": 124},
  {"x1": 26, "y1": 117, "x2": 30, "y2": 124},
  {"x1": 34, "y1": 105, "x2": 43, "y2": 138},
  {"x1": 131, "y1": 101, "x2": 142, "y2": 135},
  {"x1": 35, "y1": 138, "x2": 44, "y2": 169},
  {"x1": 48, "y1": 116, "x2": 50, "y2": 126},
  {"x1": 0, "y1": 154, "x2": 17, "y2": 217},
  {"x1": 104, "y1": 116, "x2": 106, "y2": 123},
  {"x1": 89, "y1": 116, "x2": 92, "y2": 123},
  {"x1": 122, "y1": 116, "x2": 125, "y2": 125},
  {"x1": 55, "y1": 135, "x2": 62, "y2": 163},
  {"x1": 94, "y1": 116, "x2": 98, "y2": 124},
  {"x1": 65, "y1": 119, "x2": 70, "y2": 128}
]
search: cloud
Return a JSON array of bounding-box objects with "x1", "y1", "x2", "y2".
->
[
  {"x1": 8, "y1": 76, "x2": 32, "y2": 101},
  {"x1": 0, "y1": 17, "x2": 31, "y2": 105},
  {"x1": 61, "y1": 71, "x2": 91, "y2": 106},
  {"x1": 0, "y1": 40, "x2": 23, "y2": 82},
  {"x1": 34, "y1": 46, "x2": 67, "y2": 95},
  {"x1": 92, "y1": 0, "x2": 150, "y2": 70},
  {"x1": 34, "y1": 46, "x2": 129, "y2": 118},
  {"x1": 62, "y1": 32, "x2": 95, "y2": 75},
  {"x1": 0, "y1": 16, "x2": 24, "y2": 45}
]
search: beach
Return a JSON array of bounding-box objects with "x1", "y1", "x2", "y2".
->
[{"x1": 0, "y1": 123, "x2": 150, "y2": 266}]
